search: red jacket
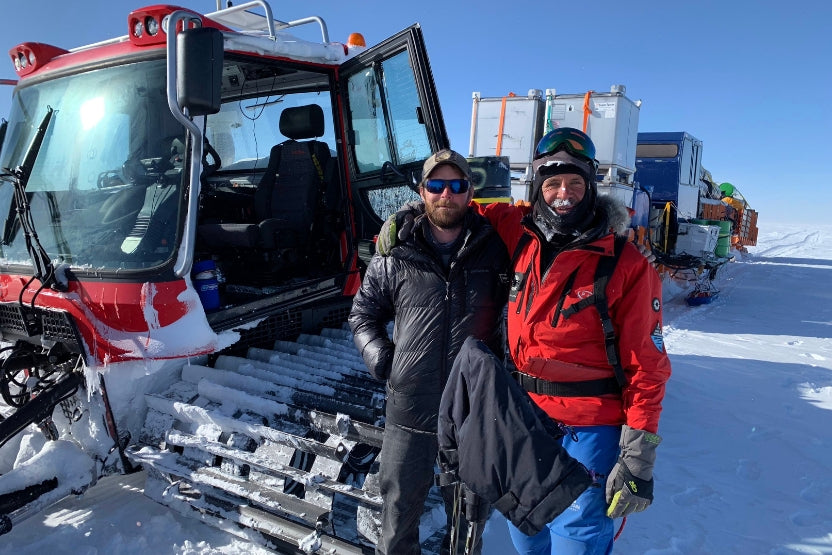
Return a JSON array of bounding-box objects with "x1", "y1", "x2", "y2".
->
[{"x1": 480, "y1": 201, "x2": 671, "y2": 433}]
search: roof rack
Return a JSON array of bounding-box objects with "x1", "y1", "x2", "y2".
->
[
  {"x1": 69, "y1": 0, "x2": 330, "y2": 54},
  {"x1": 208, "y1": 0, "x2": 329, "y2": 43}
]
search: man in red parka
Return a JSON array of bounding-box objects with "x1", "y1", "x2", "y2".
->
[
  {"x1": 479, "y1": 128, "x2": 671, "y2": 554},
  {"x1": 380, "y1": 128, "x2": 671, "y2": 554}
]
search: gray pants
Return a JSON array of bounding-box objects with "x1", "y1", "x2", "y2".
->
[{"x1": 375, "y1": 422, "x2": 486, "y2": 555}]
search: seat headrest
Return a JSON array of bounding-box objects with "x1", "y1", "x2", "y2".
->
[{"x1": 279, "y1": 104, "x2": 325, "y2": 140}]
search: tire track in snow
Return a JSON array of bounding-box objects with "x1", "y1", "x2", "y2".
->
[{"x1": 750, "y1": 229, "x2": 822, "y2": 259}]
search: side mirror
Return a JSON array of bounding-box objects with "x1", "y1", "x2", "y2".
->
[{"x1": 176, "y1": 27, "x2": 223, "y2": 116}]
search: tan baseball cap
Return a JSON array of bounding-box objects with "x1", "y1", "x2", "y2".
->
[{"x1": 421, "y1": 149, "x2": 471, "y2": 183}]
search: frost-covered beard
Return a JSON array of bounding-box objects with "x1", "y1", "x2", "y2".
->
[
  {"x1": 549, "y1": 198, "x2": 575, "y2": 211},
  {"x1": 533, "y1": 189, "x2": 596, "y2": 241}
]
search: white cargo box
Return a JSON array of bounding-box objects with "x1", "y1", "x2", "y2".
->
[
  {"x1": 469, "y1": 90, "x2": 545, "y2": 173},
  {"x1": 674, "y1": 222, "x2": 719, "y2": 257},
  {"x1": 597, "y1": 184, "x2": 634, "y2": 209},
  {"x1": 544, "y1": 85, "x2": 640, "y2": 175}
]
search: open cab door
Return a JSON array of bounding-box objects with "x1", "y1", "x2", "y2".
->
[{"x1": 340, "y1": 25, "x2": 449, "y2": 258}]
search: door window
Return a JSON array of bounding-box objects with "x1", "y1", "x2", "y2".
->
[{"x1": 347, "y1": 50, "x2": 432, "y2": 174}]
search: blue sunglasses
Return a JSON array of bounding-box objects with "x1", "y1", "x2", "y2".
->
[{"x1": 423, "y1": 178, "x2": 471, "y2": 195}]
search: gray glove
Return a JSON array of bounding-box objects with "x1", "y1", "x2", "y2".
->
[
  {"x1": 605, "y1": 425, "x2": 661, "y2": 518},
  {"x1": 376, "y1": 201, "x2": 424, "y2": 256}
]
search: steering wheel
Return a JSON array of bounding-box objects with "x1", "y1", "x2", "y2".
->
[
  {"x1": 203, "y1": 138, "x2": 221, "y2": 175},
  {"x1": 97, "y1": 169, "x2": 126, "y2": 189}
]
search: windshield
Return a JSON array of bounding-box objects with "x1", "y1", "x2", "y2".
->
[{"x1": 0, "y1": 59, "x2": 185, "y2": 272}]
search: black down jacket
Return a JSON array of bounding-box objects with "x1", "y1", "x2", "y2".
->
[
  {"x1": 438, "y1": 336, "x2": 594, "y2": 536},
  {"x1": 349, "y1": 210, "x2": 509, "y2": 432}
]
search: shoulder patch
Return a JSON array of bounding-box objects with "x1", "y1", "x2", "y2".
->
[
  {"x1": 651, "y1": 323, "x2": 664, "y2": 352},
  {"x1": 652, "y1": 298, "x2": 661, "y2": 312}
]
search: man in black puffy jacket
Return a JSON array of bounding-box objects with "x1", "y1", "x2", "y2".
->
[{"x1": 349, "y1": 149, "x2": 509, "y2": 555}]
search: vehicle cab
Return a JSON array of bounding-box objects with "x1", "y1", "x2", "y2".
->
[{"x1": 0, "y1": 3, "x2": 448, "y2": 368}]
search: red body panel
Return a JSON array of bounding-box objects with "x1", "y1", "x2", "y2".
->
[{"x1": 0, "y1": 274, "x2": 213, "y2": 365}]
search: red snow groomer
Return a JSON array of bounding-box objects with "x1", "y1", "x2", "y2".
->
[{"x1": 0, "y1": 3, "x2": 452, "y2": 551}]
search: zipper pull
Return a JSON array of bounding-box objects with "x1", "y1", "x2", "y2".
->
[{"x1": 558, "y1": 422, "x2": 579, "y2": 442}]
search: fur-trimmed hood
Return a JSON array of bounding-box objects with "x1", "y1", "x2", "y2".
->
[
  {"x1": 600, "y1": 193, "x2": 632, "y2": 235},
  {"x1": 527, "y1": 192, "x2": 632, "y2": 248}
]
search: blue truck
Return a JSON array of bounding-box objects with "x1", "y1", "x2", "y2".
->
[
  {"x1": 633, "y1": 132, "x2": 706, "y2": 255},
  {"x1": 635, "y1": 131, "x2": 704, "y2": 219}
]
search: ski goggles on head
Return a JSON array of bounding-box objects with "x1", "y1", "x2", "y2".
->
[
  {"x1": 423, "y1": 178, "x2": 471, "y2": 195},
  {"x1": 534, "y1": 128, "x2": 596, "y2": 161}
]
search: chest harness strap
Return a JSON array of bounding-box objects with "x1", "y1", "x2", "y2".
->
[{"x1": 513, "y1": 235, "x2": 629, "y2": 397}]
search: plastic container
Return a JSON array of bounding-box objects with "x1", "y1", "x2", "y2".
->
[
  {"x1": 544, "y1": 86, "x2": 641, "y2": 175},
  {"x1": 193, "y1": 260, "x2": 220, "y2": 310},
  {"x1": 715, "y1": 220, "x2": 732, "y2": 257},
  {"x1": 467, "y1": 155, "x2": 511, "y2": 201},
  {"x1": 469, "y1": 90, "x2": 545, "y2": 175},
  {"x1": 675, "y1": 222, "x2": 719, "y2": 257}
]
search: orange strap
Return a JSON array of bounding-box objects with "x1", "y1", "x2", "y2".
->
[
  {"x1": 582, "y1": 90, "x2": 594, "y2": 133},
  {"x1": 495, "y1": 92, "x2": 516, "y2": 155}
]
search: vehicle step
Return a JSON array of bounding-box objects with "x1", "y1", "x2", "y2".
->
[
  {"x1": 142, "y1": 465, "x2": 374, "y2": 554},
  {"x1": 144, "y1": 394, "x2": 352, "y2": 462},
  {"x1": 179, "y1": 364, "x2": 380, "y2": 423},
  {"x1": 162, "y1": 429, "x2": 382, "y2": 508}
]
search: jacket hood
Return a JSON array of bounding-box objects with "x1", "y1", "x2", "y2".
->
[
  {"x1": 601, "y1": 194, "x2": 632, "y2": 235},
  {"x1": 527, "y1": 193, "x2": 632, "y2": 248}
]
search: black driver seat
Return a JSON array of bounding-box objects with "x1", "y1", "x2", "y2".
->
[{"x1": 198, "y1": 104, "x2": 331, "y2": 275}]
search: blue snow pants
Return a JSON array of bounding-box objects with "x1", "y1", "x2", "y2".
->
[{"x1": 507, "y1": 425, "x2": 620, "y2": 555}]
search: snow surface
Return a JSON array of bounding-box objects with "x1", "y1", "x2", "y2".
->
[{"x1": 3, "y1": 222, "x2": 832, "y2": 554}]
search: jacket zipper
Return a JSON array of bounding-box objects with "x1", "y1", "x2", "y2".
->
[{"x1": 417, "y1": 224, "x2": 484, "y2": 389}]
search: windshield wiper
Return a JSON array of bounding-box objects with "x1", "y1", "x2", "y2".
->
[
  {"x1": 0, "y1": 106, "x2": 67, "y2": 292},
  {"x1": 0, "y1": 119, "x2": 7, "y2": 161}
]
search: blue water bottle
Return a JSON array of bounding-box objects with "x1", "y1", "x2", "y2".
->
[{"x1": 192, "y1": 260, "x2": 220, "y2": 311}]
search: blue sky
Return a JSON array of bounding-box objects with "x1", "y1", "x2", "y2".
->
[{"x1": 1, "y1": 0, "x2": 829, "y2": 225}]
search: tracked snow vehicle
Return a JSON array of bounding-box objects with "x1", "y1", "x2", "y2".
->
[{"x1": 0, "y1": 2, "x2": 450, "y2": 551}]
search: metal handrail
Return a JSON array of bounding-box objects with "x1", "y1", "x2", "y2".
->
[
  {"x1": 210, "y1": 1, "x2": 330, "y2": 44},
  {"x1": 208, "y1": 0, "x2": 276, "y2": 39},
  {"x1": 165, "y1": 10, "x2": 204, "y2": 279},
  {"x1": 277, "y1": 17, "x2": 329, "y2": 44}
]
